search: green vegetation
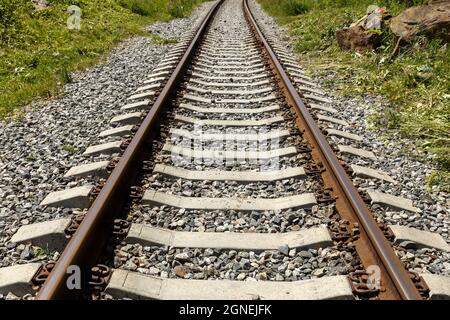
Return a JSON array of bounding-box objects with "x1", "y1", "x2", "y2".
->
[
  {"x1": 258, "y1": 0, "x2": 449, "y2": 191},
  {"x1": 62, "y1": 144, "x2": 77, "y2": 154},
  {"x1": 150, "y1": 34, "x2": 178, "y2": 45},
  {"x1": 33, "y1": 245, "x2": 54, "y2": 260},
  {"x1": 0, "y1": 0, "x2": 206, "y2": 119},
  {"x1": 118, "y1": 0, "x2": 205, "y2": 19}
]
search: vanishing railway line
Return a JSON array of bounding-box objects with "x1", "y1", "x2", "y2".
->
[{"x1": 0, "y1": 0, "x2": 448, "y2": 300}]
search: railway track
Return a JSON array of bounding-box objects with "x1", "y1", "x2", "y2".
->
[{"x1": 1, "y1": 0, "x2": 448, "y2": 300}]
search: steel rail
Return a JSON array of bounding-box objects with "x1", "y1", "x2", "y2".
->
[
  {"x1": 243, "y1": 0, "x2": 421, "y2": 300},
  {"x1": 36, "y1": 0, "x2": 224, "y2": 300}
]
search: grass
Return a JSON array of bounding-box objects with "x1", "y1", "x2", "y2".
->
[
  {"x1": 118, "y1": 0, "x2": 205, "y2": 19},
  {"x1": 0, "y1": 0, "x2": 206, "y2": 119},
  {"x1": 33, "y1": 245, "x2": 60, "y2": 260},
  {"x1": 62, "y1": 144, "x2": 77, "y2": 154},
  {"x1": 258, "y1": 0, "x2": 449, "y2": 192},
  {"x1": 149, "y1": 33, "x2": 178, "y2": 45}
]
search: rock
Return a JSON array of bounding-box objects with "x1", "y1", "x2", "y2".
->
[
  {"x1": 236, "y1": 273, "x2": 246, "y2": 280},
  {"x1": 312, "y1": 268, "x2": 326, "y2": 277},
  {"x1": 239, "y1": 258, "x2": 251, "y2": 269},
  {"x1": 137, "y1": 267, "x2": 147, "y2": 273},
  {"x1": 286, "y1": 213, "x2": 297, "y2": 223},
  {"x1": 5, "y1": 292, "x2": 19, "y2": 300},
  {"x1": 343, "y1": 252, "x2": 353, "y2": 261},
  {"x1": 6, "y1": 242, "x2": 16, "y2": 250},
  {"x1": 148, "y1": 267, "x2": 160, "y2": 275},
  {"x1": 121, "y1": 244, "x2": 133, "y2": 252},
  {"x1": 216, "y1": 225, "x2": 226, "y2": 232},
  {"x1": 278, "y1": 244, "x2": 289, "y2": 256},
  {"x1": 193, "y1": 273, "x2": 205, "y2": 279},
  {"x1": 207, "y1": 256, "x2": 217, "y2": 263},
  {"x1": 174, "y1": 252, "x2": 191, "y2": 262},
  {"x1": 336, "y1": 26, "x2": 381, "y2": 52},
  {"x1": 288, "y1": 248, "x2": 296, "y2": 257},
  {"x1": 250, "y1": 212, "x2": 261, "y2": 220},
  {"x1": 182, "y1": 190, "x2": 193, "y2": 197},
  {"x1": 390, "y1": 2, "x2": 450, "y2": 41},
  {"x1": 116, "y1": 250, "x2": 128, "y2": 259},
  {"x1": 177, "y1": 219, "x2": 185, "y2": 227},
  {"x1": 256, "y1": 272, "x2": 267, "y2": 280},
  {"x1": 277, "y1": 264, "x2": 287, "y2": 272},
  {"x1": 174, "y1": 265, "x2": 187, "y2": 278},
  {"x1": 405, "y1": 252, "x2": 415, "y2": 260},
  {"x1": 113, "y1": 256, "x2": 122, "y2": 267},
  {"x1": 336, "y1": 6, "x2": 389, "y2": 52},
  {"x1": 20, "y1": 245, "x2": 32, "y2": 260},
  {"x1": 365, "y1": 6, "x2": 387, "y2": 30},
  {"x1": 272, "y1": 216, "x2": 281, "y2": 225},
  {"x1": 238, "y1": 251, "x2": 249, "y2": 258},
  {"x1": 299, "y1": 250, "x2": 312, "y2": 258},
  {"x1": 275, "y1": 274, "x2": 284, "y2": 281},
  {"x1": 124, "y1": 260, "x2": 137, "y2": 271}
]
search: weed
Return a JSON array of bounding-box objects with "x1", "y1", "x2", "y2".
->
[
  {"x1": 150, "y1": 34, "x2": 178, "y2": 45},
  {"x1": 62, "y1": 144, "x2": 76, "y2": 154},
  {"x1": 33, "y1": 245, "x2": 53, "y2": 260},
  {"x1": 426, "y1": 170, "x2": 450, "y2": 193}
]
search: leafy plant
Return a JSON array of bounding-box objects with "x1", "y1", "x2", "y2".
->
[{"x1": 63, "y1": 144, "x2": 76, "y2": 154}]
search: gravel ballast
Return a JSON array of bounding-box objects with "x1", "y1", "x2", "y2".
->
[{"x1": 112, "y1": 244, "x2": 357, "y2": 282}]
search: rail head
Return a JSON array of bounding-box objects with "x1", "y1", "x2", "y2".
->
[{"x1": 242, "y1": 0, "x2": 421, "y2": 300}]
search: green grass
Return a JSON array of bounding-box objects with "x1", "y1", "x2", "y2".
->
[
  {"x1": 149, "y1": 34, "x2": 178, "y2": 45},
  {"x1": 62, "y1": 144, "x2": 77, "y2": 154},
  {"x1": 119, "y1": 0, "x2": 205, "y2": 19},
  {"x1": 0, "y1": 0, "x2": 206, "y2": 119},
  {"x1": 33, "y1": 245, "x2": 61, "y2": 261},
  {"x1": 258, "y1": 0, "x2": 449, "y2": 192}
]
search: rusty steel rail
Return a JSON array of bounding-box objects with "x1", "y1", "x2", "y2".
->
[
  {"x1": 34, "y1": 0, "x2": 421, "y2": 300},
  {"x1": 243, "y1": 0, "x2": 421, "y2": 300},
  {"x1": 36, "y1": 0, "x2": 224, "y2": 300}
]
